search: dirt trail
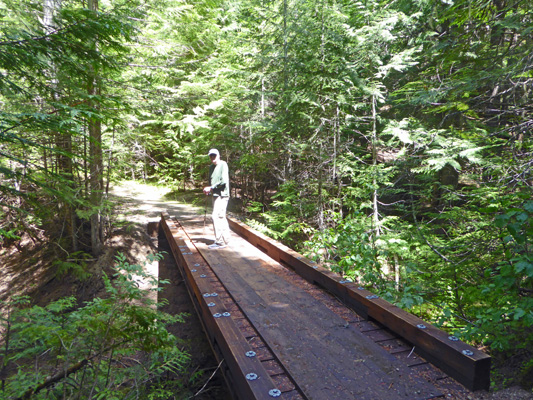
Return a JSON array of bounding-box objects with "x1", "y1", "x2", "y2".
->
[
  {"x1": 108, "y1": 181, "x2": 201, "y2": 293},
  {"x1": 109, "y1": 180, "x2": 202, "y2": 222}
]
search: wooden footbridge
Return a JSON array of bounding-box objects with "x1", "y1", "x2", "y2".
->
[{"x1": 160, "y1": 212, "x2": 490, "y2": 400}]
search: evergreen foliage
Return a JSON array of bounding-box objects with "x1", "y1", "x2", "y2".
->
[{"x1": 1, "y1": 0, "x2": 532, "y2": 391}]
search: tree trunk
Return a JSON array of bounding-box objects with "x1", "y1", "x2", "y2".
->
[
  {"x1": 371, "y1": 94, "x2": 380, "y2": 237},
  {"x1": 43, "y1": 0, "x2": 61, "y2": 33},
  {"x1": 88, "y1": 0, "x2": 103, "y2": 256},
  {"x1": 318, "y1": 144, "x2": 324, "y2": 230},
  {"x1": 44, "y1": 0, "x2": 78, "y2": 252}
]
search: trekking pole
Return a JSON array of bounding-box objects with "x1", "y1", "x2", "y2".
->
[{"x1": 204, "y1": 193, "x2": 208, "y2": 232}]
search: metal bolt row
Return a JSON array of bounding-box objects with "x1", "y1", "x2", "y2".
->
[
  {"x1": 213, "y1": 312, "x2": 231, "y2": 318},
  {"x1": 244, "y1": 366, "x2": 281, "y2": 397},
  {"x1": 177, "y1": 236, "x2": 283, "y2": 399}
]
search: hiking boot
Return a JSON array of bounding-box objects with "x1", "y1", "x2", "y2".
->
[{"x1": 208, "y1": 243, "x2": 227, "y2": 249}]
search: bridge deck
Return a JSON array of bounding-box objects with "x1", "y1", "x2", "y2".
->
[
  {"x1": 161, "y1": 212, "x2": 489, "y2": 400},
  {"x1": 182, "y1": 216, "x2": 442, "y2": 399}
]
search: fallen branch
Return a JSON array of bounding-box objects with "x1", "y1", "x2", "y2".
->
[
  {"x1": 190, "y1": 359, "x2": 224, "y2": 399},
  {"x1": 17, "y1": 360, "x2": 88, "y2": 400}
]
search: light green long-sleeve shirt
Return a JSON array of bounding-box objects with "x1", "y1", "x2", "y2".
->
[{"x1": 209, "y1": 160, "x2": 230, "y2": 197}]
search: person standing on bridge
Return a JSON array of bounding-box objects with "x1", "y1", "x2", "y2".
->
[{"x1": 203, "y1": 148, "x2": 231, "y2": 249}]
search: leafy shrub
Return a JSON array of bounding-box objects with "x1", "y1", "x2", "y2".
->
[
  {"x1": 0, "y1": 253, "x2": 189, "y2": 399},
  {"x1": 460, "y1": 200, "x2": 533, "y2": 351},
  {"x1": 246, "y1": 181, "x2": 314, "y2": 248},
  {"x1": 0, "y1": 229, "x2": 20, "y2": 247},
  {"x1": 53, "y1": 251, "x2": 94, "y2": 280},
  {"x1": 304, "y1": 212, "x2": 382, "y2": 285}
]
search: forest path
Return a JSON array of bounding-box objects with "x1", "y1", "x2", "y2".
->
[
  {"x1": 108, "y1": 180, "x2": 206, "y2": 292},
  {"x1": 1, "y1": 181, "x2": 530, "y2": 399},
  {"x1": 109, "y1": 180, "x2": 203, "y2": 225}
]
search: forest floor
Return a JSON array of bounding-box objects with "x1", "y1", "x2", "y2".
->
[{"x1": 1, "y1": 180, "x2": 532, "y2": 400}]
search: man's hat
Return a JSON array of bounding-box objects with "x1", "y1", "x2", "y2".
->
[{"x1": 208, "y1": 148, "x2": 220, "y2": 156}]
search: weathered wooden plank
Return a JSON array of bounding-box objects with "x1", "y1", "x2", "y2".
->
[{"x1": 227, "y1": 216, "x2": 491, "y2": 391}]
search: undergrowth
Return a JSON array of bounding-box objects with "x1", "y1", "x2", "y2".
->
[{"x1": 0, "y1": 253, "x2": 190, "y2": 400}]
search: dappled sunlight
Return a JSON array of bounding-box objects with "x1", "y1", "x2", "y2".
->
[
  {"x1": 109, "y1": 182, "x2": 209, "y2": 306},
  {"x1": 109, "y1": 181, "x2": 204, "y2": 226}
]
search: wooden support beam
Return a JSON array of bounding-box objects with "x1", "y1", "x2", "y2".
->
[
  {"x1": 160, "y1": 213, "x2": 285, "y2": 400},
  {"x1": 228, "y1": 216, "x2": 491, "y2": 391}
]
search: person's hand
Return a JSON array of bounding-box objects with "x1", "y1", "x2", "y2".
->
[{"x1": 203, "y1": 186, "x2": 212, "y2": 195}]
